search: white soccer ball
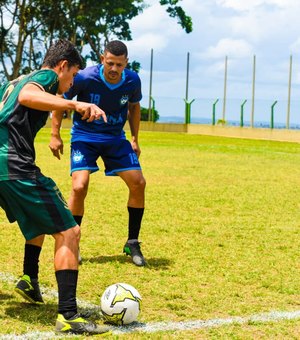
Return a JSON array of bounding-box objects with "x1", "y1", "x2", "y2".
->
[{"x1": 100, "y1": 283, "x2": 142, "y2": 325}]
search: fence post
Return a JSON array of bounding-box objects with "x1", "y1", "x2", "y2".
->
[
  {"x1": 240, "y1": 100, "x2": 247, "y2": 127},
  {"x1": 286, "y1": 55, "x2": 292, "y2": 129},
  {"x1": 150, "y1": 96, "x2": 155, "y2": 122},
  {"x1": 222, "y1": 56, "x2": 228, "y2": 121},
  {"x1": 251, "y1": 55, "x2": 256, "y2": 128},
  {"x1": 184, "y1": 99, "x2": 195, "y2": 124},
  {"x1": 148, "y1": 48, "x2": 154, "y2": 121},
  {"x1": 212, "y1": 99, "x2": 219, "y2": 125},
  {"x1": 271, "y1": 100, "x2": 277, "y2": 129}
]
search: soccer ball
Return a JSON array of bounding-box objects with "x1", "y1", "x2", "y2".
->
[{"x1": 100, "y1": 283, "x2": 142, "y2": 325}]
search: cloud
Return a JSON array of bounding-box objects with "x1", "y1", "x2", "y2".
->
[
  {"x1": 126, "y1": 1, "x2": 187, "y2": 58},
  {"x1": 290, "y1": 38, "x2": 300, "y2": 54},
  {"x1": 125, "y1": 0, "x2": 300, "y2": 123},
  {"x1": 216, "y1": 0, "x2": 298, "y2": 11},
  {"x1": 126, "y1": 33, "x2": 168, "y2": 58},
  {"x1": 201, "y1": 38, "x2": 253, "y2": 59}
]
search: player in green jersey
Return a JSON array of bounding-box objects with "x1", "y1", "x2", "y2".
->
[{"x1": 0, "y1": 39, "x2": 110, "y2": 335}]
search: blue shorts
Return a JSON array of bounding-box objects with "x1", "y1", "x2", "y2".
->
[
  {"x1": 70, "y1": 140, "x2": 142, "y2": 176},
  {"x1": 0, "y1": 176, "x2": 76, "y2": 240}
]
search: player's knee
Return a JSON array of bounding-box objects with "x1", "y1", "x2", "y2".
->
[
  {"x1": 74, "y1": 226, "x2": 81, "y2": 243},
  {"x1": 140, "y1": 176, "x2": 146, "y2": 191},
  {"x1": 132, "y1": 176, "x2": 146, "y2": 193},
  {"x1": 65, "y1": 225, "x2": 81, "y2": 244},
  {"x1": 72, "y1": 181, "x2": 88, "y2": 197},
  {"x1": 53, "y1": 225, "x2": 80, "y2": 245}
]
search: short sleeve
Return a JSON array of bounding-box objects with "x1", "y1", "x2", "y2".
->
[
  {"x1": 129, "y1": 73, "x2": 142, "y2": 103},
  {"x1": 29, "y1": 70, "x2": 59, "y2": 94}
]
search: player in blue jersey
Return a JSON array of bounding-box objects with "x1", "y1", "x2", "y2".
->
[
  {"x1": 50, "y1": 40, "x2": 146, "y2": 266},
  {"x1": 0, "y1": 39, "x2": 110, "y2": 335}
]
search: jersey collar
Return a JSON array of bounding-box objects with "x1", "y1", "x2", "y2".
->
[{"x1": 99, "y1": 64, "x2": 125, "y2": 90}]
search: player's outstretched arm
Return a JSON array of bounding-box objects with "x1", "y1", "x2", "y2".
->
[
  {"x1": 19, "y1": 84, "x2": 79, "y2": 111},
  {"x1": 19, "y1": 83, "x2": 107, "y2": 121}
]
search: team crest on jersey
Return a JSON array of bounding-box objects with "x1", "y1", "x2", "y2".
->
[
  {"x1": 72, "y1": 150, "x2": 84, "y2": 163},
  {"x1": 120, "y1": 95, "x2": 129, "y2": 105}
]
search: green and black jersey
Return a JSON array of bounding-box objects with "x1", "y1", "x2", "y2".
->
[{"x1": 0, "y1": 69, "x2": 59, "y2": 181}]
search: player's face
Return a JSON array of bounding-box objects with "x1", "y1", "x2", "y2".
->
[
  {"x1": 57, "y1": 61, "x2": 80, "y2": 94},
  {"x1": 101, "y1": 52, "x2": 128, "y2": 84}
]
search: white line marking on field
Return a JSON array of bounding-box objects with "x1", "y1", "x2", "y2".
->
[
  {"x1": 1, "y1": 272, "x2": 300, "y2": 338},
  {"x1": 113, "y1": 310, "x2": 300, "y2": 334}
]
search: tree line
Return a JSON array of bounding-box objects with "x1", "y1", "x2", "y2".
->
[{"x1": 0, "y1": 0, "x2": 192, "y2": 81}]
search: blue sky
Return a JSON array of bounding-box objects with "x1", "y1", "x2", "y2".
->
[{"x1": 125, "y1": 0, "x2": 300, "y2": 125}]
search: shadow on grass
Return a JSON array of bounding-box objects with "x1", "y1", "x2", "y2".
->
[
  {"x1": 0, "y1": 292, "x2": 13, "y2": 300},
  {"x1": 4, "y1": 301, "x2": 57, "y2": 326},
  {"x1": 87, "y1": 255, "x2": 173, "y2": 269}
]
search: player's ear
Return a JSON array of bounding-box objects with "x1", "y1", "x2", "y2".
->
[
  {"x1": 100, "y1": 55, "x2": 104, "y2": 63},
  {"x1": 58, "y1": 60, "x2": 68, "y2": 71}
]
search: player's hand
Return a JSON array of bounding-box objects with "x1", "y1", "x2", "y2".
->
[
  {"x1": 49, "y1": 134, "x2": 64, "y2": 160},
  {"x1": 76, "y1": 102, "x2": 107, "y2": 123},
  {"x1": 131, "y1": 140, "x2": 141, "y2": 158}
]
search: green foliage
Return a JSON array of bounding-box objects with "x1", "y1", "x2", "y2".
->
[
  {"x1": 126, "y1": 60, "x2": 141, "y2": 73},
  {"x1": 160, "y1": 0, "x2": 193, "y2": 33},
  {"x1": 0, "y1": 0, "x2": 192, "y2": 81},
  {"x1": 140, "y1": 106, "x2": 159, "y2": 122},
  {"x1": 217, "y1": 118, "x2": 227, "y2": 125}
]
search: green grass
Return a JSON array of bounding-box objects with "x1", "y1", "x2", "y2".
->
[{"x1": 1, "y1": 128, "x2": 300, "y2": 338}]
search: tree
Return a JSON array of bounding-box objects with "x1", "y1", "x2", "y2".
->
[
  {"x1": 0, "y1": 0, "x2": 192, "y2": 81},
  {"x1": 140, "y1": 106, "x2": 159, "y2": 122}
]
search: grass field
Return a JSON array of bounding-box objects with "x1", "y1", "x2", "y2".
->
[{"x1": 1, "y1": 128, "x2": 300, "y2": 339}]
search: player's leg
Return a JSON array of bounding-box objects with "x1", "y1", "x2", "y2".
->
[
  {"x1": 53, "y1": 227, "x2": 110, "y2": 335},
  {"x1": 0, "y1": 178, "x2": 110, "y2": 334},
  {"x1": 68, "y1": 170, "x2": 90, "y2": 264},
  {"x1": 68, "y1": 170, "x2": 90, "y2": 217},
  {"x1": 118, "y1": 169, "x2": 146, "y2": 266},
  {"x1": 69, "y1": 141, "x2": 100, "y2": 263},
  {"x1": 103, "y1": 139, "x2": 146, "y2": 266},
  {"x1": 41, "y1": 218, "x2": 107, "y2": 335},
  {"x1": 0, "y1": 180, "x2": 45, "y2": 303},
  {"x1": 15, "y1": 234, "x2": 45, "y2": 304},
  {"x1": 69, "y1": 141, "x2": 100, "y2": 217},
  {"x1": 68, "y1": 142, "x2": 99, "y2": 264},
  {"x1": 53, "y1": 226, "x2": 79, "y2": 320}
]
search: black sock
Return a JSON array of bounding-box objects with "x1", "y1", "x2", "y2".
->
[
  {"x1": 128, "y1": 207, "x2": 144, "y2": 240},
  {"x1": 73, "y1": 215, "x2": 82, "y2": 226},
  {"x1": 56, "y1": 269, "x2": 78, "y2": 318},
  {"x1": 23, "y1": 244, "x2": 42, "y2": 279}
]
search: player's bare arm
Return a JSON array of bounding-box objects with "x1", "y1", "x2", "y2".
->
[
  {"x1": 50, "y1": 108, "x2": 65, "y2": 160},
  {"x1": 128, "y1": 102, "x2": 141, "y2": 157},
  {"x1": 19, "y1": 84, "x2": 107, "y2": 123},
  {"x1": 19, "y1": 84, "x2": 107, "y2": 157},
  {"x1": 19, "y1": 84, "x2": 79, "y2": 112}
]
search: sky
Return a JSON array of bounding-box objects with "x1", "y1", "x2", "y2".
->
[{"x1": 125, "y1": 0, "x2": 300, "y2": 125}]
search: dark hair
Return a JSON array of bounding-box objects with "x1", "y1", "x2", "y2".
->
[
  {"x1": 42, "y1": 39, "x2": 84, "y2": 69},
  {"x1": 104, "y1": 40, "x2": 128, "y2": 58}
]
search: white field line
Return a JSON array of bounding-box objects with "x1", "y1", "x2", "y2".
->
[{"x1": 1, "y1": 272, "x2": 300, "y2": 338}]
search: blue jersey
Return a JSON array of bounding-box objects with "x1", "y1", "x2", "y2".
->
[{"x1": 64, "y1": 64, "x2": 142, "y2": 142}]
